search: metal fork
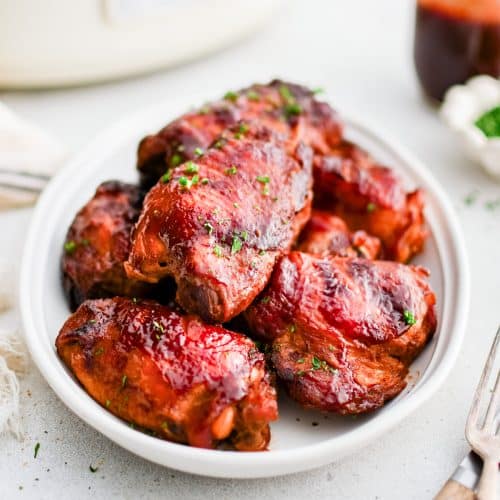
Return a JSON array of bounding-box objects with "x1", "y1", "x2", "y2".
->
[
  {"x1": 0, "y1": 168, "x2": 50, "y2": 193},
  {"x1": 466, "y1": 327, "x2": 500, "y2": 499}
]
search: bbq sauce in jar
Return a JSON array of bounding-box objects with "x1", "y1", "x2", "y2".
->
[{"x1": 414, "y1": 0, "x2": 500, "y2": 101}]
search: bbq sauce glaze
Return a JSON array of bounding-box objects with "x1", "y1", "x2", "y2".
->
[{"x1": 414, "y1": 0, "x2": 500, "y2": 101}]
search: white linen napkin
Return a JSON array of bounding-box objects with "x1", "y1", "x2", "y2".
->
[
  {"x1": 0, "y1": 101, "x2": 66, "y2": 208},
  {"x1": 0, "y1": 102, "x2": 65, "y2": 437}
]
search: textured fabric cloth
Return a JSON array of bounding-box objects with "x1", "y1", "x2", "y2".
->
[{"x1": 0, "y1": 101, "x2": 65, "y2": 208}]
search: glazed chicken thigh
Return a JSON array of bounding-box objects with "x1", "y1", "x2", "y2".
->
[
  {"x1": 62, "y1": 181, "x2": 155, "y2": 310},
  {"x1": 126, "y1": 124, "x2": 313, "y2": 323},
  {"x1": 245, "y1": 252, "x2": 436, "y2": 414},
  {"x1": 314, "y1": 141, "x2": 426, "y2": 262},
  {"x1": 137, "y1": 80, "x2": 342, "y2": 188},
  {"x1": 297, "y1": 210, "x2": 381, "y2": 259},
  {"x1": 56, "y1": 297, "x2": 278, "y2": 450}
]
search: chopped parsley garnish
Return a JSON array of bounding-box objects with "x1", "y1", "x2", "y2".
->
[
  {"x1": 201, "y1": 178, "x2": 209, "y2": 185},
  {"x1": 366, "y1": 202, "x2": 377, "y2": 213},
  {"x1": 34, "y1": 442, "x2": 40, "y2": 458},
  {"x1": 89, "y1": 465, "x2": 99, "y2": 473},
  {"x1": 297, "y1": 358, "x2": 305, "y2": 363},
  {"x1": 213, "y1": 245, "x2": 223, "y2": 257},
  {"x1": 258, "y1": 249, "x2": 266, "y2": 256},
  {"x1": 246, "y1": 90, "x2": 260, "y2": 101},
  {"x1": 403, "y1": 310, "x2": 416, "y2": 326},
  {"x1": 213, "y1": 138, "x2": 226, "y2": 149},
  {"x1": 225, "y1": 165, "x2": 238, "y2": 175},
  {"x1": 234, "y1": 122, "x2": 249, "y2": 139},
  {"x1": 231, "y1": 235, "x2": 243, "y2": 254},
  {"x1": 475, "y1": 106, "x2": 500, "y2": 138},
  {"x1": 64, "y1": 241, "x2": 77, "y2": 254},
  {"x1": 178, "y1": 176, "x2": 189, "y2": 187},
  {"x1": 191, "y1": 174, "x2": 199, "y2": 185},
  {"x1": 296, "y1": 370, "x2": 305, "y2": 377},
  {"x1": 261, "y1": 296, "x2": 270, "y2": 304},
  {"x1": 240, "y1": 230, "x2": 248, "y2": 241},
  {"x1": 121, "y1": 375, "x2": 127, "y2": 388},
  {"x1": 94, "y1": 347, "x2": 105, "y2": 357},
  {"x1": 284, "y1": 103, "x2": 302, "y2": 117},
  {"x1": 262, "y1": 186, "x2": 270, "y2": 196},
  {"x1": 170, "y1": 153, "x2": 182, "y2": 167},
  {"x1": 256, "y1": 175, "x2": 270, "y2": 184},
  {"x1": 184, "y1": 161, "x2": 199, "y2": 174},
  {"x1": 224, "y1": 90, "x2": 238, "y2": 102},
  {"x1": 161, "y1": 169, "x2": 172, "y2": 183},
  {"x1": 279, "y1": 84, "x2": 294, "y2": 102},
  {"x1": 153, "y1": 320, "x2": 165, "y2": 333},
  {"x1": 311, "y1": 356, "x2": 322, "y2": 370},
  {"x1": 194, "y1": 147, "x2": 204, "y2": 156},
  {"x1": 203, "y1": 222, "x2": 214, "y2": 235},
  {"x1": 464, "y1": 191, "x2": 478, "y2": 206}
]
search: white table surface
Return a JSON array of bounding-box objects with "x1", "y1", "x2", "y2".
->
[{"x1": 1, "y1": 1, "x2": 499, "y2": 498}]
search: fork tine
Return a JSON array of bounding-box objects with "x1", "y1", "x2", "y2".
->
[
  {"x1": 466, "y1": 328, "x2": 500, "y2": 431},
  {"x1": 483, "y1": 369, "x2": 500, "y2": 432}
]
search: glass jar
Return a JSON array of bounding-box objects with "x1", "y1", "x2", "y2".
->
[{"x1": 414, "y1": 0, "x2": 500, "y2": 101}]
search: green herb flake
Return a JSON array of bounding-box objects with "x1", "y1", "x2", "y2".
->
[
  {"x1": 94, "y1": 347, "x2": 105, "y2": 357},
  {"x1": 238, "y1": 123, "x2": 249, "y2": 134},
  {"x1": 161, "y1": 169, "x2": 173, "y2": 183},
  {"x1": 201, "y1": 178, "x2": 209, "y2": 185},
  {"x1": 259, "y1": 249, "x2": 266, "y2": 256},
  {"x1": 262, "y1": 186, "x2": 270, "y2": 196},
  {"x1": 366, "y1": 202, "x2": 377, "y2": 213},
  {"x1": 153, "y1": 320, "x2": 165, "y2": 333},
  {"x1": 279, "y1": 84, "x2": 294, "y2": 103},
  {"x1": 256, "y1": 175, "x2": 270, "y2": 184},
  {"x1": 34, "y1": 442, "x2": 40, "y2": 459},
  {"x1": 284, "y1": 103, "x2": 302, "y2": 117},
  {"x1": 194, "y1": 147, "x2": 204, "y2": 157},
  {"x1": 403, "y1": 310, "x2": 416, "y2": 326},
  {"x1": 240, "y1": 230, "x2": 248, "y2": 241},
  {"x1": 191, "y1": 174, "x2": 199, "y2": 185},
  {"x1": 464, "y1": 191, "x2": 479, "y2": 206},
  {"x1": 161, "y1": 421, "x2": 169, "y2": 430},
  {"x1": 203, "y1": 222, "x2": 214, "y2": 235},
  {"x1": 311, "y1": 356, "x2": 322, "y2": 370},
  {"x1": 231, "y1": 235, "x2": 243, "y2": 254},
  {"x1": 297, "y1": 358, "x2": 305, "y2": 364},
  {"x1": 213, "y1": 138, "x2": 226, "y2": 150},
  {"x1": 105, "y1": 399, "x2": 111, "y2": 408},
  {"x1": 296, "y1": 370, "x2": 305, "y2": 377},
  {"x1": 288, "y1": 324, "x2": 296, "y2": 333},
  {"x1": 178, "y1": 176, "x2": 189, "y2": 188},
  {"x1": 475, "y1": 106, "x2": 500, "y2": 138},
  {"x1": 64, "y1": 241, "x2": 77, "y2": 254},
  {"x1": 224, "y1": 90, "x2": 238, "y2": 102},
  {"x1": 184, "y1": 161, "x2": 199, "y2": 174},
  {"x1": 225, "y1": 165, "x2": 238, "y2": 175},
  {"x1": 213, "y1": 245, "x2": 223, "y2": 258},
  {"x1": 121, "y1": 375, "x2": 127, "y2": 388},
  {"x1": 170, "y1": 153, "x2": 182, "y2": 167},
  {"x1": 246, "y1": 90, "x2": 260, "y2": 101},
  {"x1": 89, "y1": 465, "x2": 99, "y2": 473},
  {"x1": 261, "y1": 296, "x2": 270, "y2": 304}
]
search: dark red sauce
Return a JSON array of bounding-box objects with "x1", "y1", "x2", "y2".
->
[{"x1": 414, "y1": 0, "x2": 500, "y2": 101}]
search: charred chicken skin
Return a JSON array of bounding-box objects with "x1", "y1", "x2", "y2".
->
[
  {"x1": 126, "y1": 124, "x2": 313, "y2": 323},
  {"x1": 56, "y1": 297, "x2": 278, "y2": 450},
  {"x1": 62, "y1": 181, "x2": 156, "y2": 311},
  {"x1": 245, "y1": 252, "x2": 436, "y2": 414},
  {"x1": 137, "y1": 80, "x2": 342, "y2": 188},
  {"x1": 314, "y1": 141, "x2": 426, "y2": 262},
  {"x1": 297, "y1": 210, "x2": 381, "y2": 259}
]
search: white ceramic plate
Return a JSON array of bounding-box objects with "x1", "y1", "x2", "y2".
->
[{"x1": 20, "y1": 95, "x2": 469, "y2": 478}]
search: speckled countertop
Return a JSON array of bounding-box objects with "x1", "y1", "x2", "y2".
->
[{"x1": 1, "y1": 1, "x2": 499, "y2": 498}]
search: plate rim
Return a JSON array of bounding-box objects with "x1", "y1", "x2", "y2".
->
[{"x1": 19, "y1": 101, "x2": 470, "y2": 479}]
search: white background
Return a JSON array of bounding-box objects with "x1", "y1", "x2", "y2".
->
[{"x1": 1, "y1": 1, "x2": 499, "y2": 498}]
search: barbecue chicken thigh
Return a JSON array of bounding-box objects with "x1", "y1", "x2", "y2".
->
[
  {"x1": 314, "y1": 141, "x2": 426, "y2": 262},
  {"x1": 137, "y1": 80, "x2": 342, "y2": 188},
  {"x1": 62, "y1": 181, "x2": 156, "y2": 310},
  {"x1": 126, "y1": 124, "x2": 313, "y2": 323},
  {"x1": 297, "y1": 210, "x2": 381, "y2": 259},
  {"x1": 56, "y1": 297, "x2": 278, "y2": 450},
  {"x1": 245, "y1": 252, "x2": 436, "y2": 414}
]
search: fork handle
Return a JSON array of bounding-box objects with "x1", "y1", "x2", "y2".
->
[
  {"x1": 435, "y1": 479, "x2": 475, "y2": 499},
  {"x1": 476, "y1": 457, "x2": 498, "y2": 500}
]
